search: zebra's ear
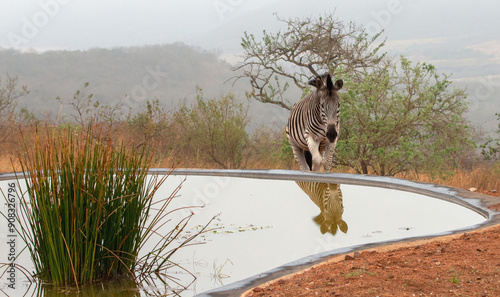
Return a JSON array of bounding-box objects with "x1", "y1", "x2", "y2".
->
[
  {"x1": 333, "y1": 79, "x2": 343, "y2": 91},
  {"x1": 308, "y1": 76, "x2": 321, "y2": 89}
]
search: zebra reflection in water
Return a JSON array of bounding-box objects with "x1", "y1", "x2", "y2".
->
[{"x1": 296, "y1": 181, "x2": 348, "y2": 236}]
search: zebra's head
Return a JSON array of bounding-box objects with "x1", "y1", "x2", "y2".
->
[
  {"x1": 308, "y1": 73, "x2": 343, "y2": 142},
  {"x1": 308, "y1": 73, "x2": 343, "y2": 96}
]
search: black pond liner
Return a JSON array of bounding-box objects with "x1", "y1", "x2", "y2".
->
[{"x1": 3, "y1": 169, "x2": 499, "y2": 297}]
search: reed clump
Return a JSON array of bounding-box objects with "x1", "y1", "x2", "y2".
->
[{"x1": 13, "y1": 124, "x2": 187, "y2": 287}]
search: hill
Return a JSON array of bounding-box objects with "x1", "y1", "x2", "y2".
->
[
  {"x1": 0, "y1": 44, "x2": 238, "y2": 116},
  {"x1": 0, "y1": 43, "x2": 498, "y2": 133}
]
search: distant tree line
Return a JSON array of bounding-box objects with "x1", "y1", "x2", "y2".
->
[{"x1": 0, "y1": 76, "x2": 293, "y2": 170}]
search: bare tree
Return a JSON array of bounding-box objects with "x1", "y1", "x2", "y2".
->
[
  {"x1": 56, "y1": 82, "x2": 127, "y2": 134},
  {"x1": 0, "y1": 74, "x2": 29, "y2": 119},
  {"x1": 232, "y1": 13, "x2": 385, "y2": 110},
  {"x1": 0, "y1": 74, "x2": 30, "y2": 143}
]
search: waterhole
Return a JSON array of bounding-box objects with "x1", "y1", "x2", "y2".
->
[{"x1": 0, "y1": 170, "x2": 488, "y2": 296}]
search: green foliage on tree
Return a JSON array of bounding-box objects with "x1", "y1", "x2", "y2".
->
[
  {"x1": 336, "y1": 57, "x2": 472, "y2": 176},
  {"x1": 481, "y1": 113, "x2": 500, "y2": 160},
  {"x1": 173, "y1": 90, "x2": 249, "y2": 169},
  {"x1": 235, "y1": 13, "x2": 474, "y2": 176},
  {"x1": 127, "y1": 98, "x2": 169, "y2": 146}
]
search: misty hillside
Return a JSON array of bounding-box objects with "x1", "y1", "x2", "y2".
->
[
  {"x1": 0, "y1": 44, "x2": 237, "y2": 112},
  {"x1": 0, "y1": 43, "x2": 292, "y2": 128},
  {"x1": 0, "y1": 43, "x2": 498, "y2": 133}
]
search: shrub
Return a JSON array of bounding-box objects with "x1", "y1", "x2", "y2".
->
[
  {"x1": 8, "y1": 124, "x2": 212, "y2": 288},
  {"x1": 173, "y1": 90, "x2": 249, "y2": 169}
]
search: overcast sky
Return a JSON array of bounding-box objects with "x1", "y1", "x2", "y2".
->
[{"x1": 1, "y1": 0, "x2": 499, "y2": 55}]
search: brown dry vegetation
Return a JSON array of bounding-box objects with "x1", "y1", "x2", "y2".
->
[
  {"x1": 0, "y1": 123, "x2": 288, "y2": 172},
  {"x1": 413, "y1": 165, "x2": 500, "y2": 193},
  {"x1": 1, "y1": 123, "x2": 500, "y2": 195}
]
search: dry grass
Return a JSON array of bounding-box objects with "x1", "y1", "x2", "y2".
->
[
  {"x1": 415, "y1": 165, "x2": 500, "y2": 192},
  {"x1": 3, "y1": 152, "x2": 499, "y2": 193},
  {"x1": 1, "y1": 125, "x2": 498, "y2": 193},
  {"x1": 0, "y1": 154, "x2": 21, "y2": 173}
]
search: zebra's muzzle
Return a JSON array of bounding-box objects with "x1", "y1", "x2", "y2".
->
[{"x1": 326, "y1": 125, "x2": 337, "y2": 142}]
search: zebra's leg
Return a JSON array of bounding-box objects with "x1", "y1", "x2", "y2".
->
[
  {"x1": 322, "y1": 123, "x2": 340, "y2": 171},
  {"x1": 304, "y1": 150, "x2": 313, "y2": 171},
  {"x1": 318, "y1": 141, "x2": 327, "y2": 172},
  {"x1": 288, "y1": 136, "x2": 310, "y2": 171},
  {"x1": 322, "y1": 140, "x2": 338, "y2": 171},
  {"x1": 305, "y1": 136, "x2": 323, "y2": 171}
]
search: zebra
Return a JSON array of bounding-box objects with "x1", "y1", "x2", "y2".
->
[
  {"x1": 286, "y1": 73, "x2": 343, "y2": 171},
  {"x1": 296, "y1": 181, "x2": 347, "y2": 235}
]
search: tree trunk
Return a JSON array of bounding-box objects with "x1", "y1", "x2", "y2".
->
[{"x1": 361, "y1": 160, "x2": 368, "y2": 175}]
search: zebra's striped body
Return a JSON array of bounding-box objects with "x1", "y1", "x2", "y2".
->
[
  {"x1": 286, "y1": 73, "x2": 343, "y2": 171},
  {"x1": 296, "y1": 181, "x2": 347, "y2": 235}
]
